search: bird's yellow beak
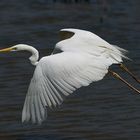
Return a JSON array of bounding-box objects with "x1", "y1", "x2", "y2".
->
[{"x1": 0, "y1": 47, "x2": 14, "y2": 52}]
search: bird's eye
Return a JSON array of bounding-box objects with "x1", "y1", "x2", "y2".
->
[
  {"x1": 11, "y1": 47, "x2": 18, "y2": 51},
  {"x1": 14, "y1": 47, "x2": 17, "y2": 50}
]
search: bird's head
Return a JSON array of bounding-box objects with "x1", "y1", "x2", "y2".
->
[
  {"x1": 0, "y1": 44, "x2": 33, "y2": 52},
  {"x1": 0, "y1": 44, "x2": 39, "y2": 66}
]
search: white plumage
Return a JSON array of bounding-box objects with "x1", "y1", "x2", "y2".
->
[
  {"x1": 22, "y1": 29, "x2": 127, "y2": 124},
  {"x1": 0, "y1": 28, "x2": 128, "y2": 124}
]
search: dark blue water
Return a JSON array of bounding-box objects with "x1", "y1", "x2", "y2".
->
[{"x1": 0, "y1": 0, "x2": 140, "y2": 139}]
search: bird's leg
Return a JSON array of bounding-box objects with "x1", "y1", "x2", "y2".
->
[
  {"x1": 119, "y1": 63, "x2": 140, "y2": 84},
  {"x1": 109, "y1": 70, "x2": 140, "y2": 94}
]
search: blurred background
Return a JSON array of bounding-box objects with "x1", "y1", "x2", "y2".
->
[{"x1": 0, "y1": 0, "x2": 140, "y2": 140}]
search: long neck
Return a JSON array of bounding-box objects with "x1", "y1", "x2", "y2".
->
[
  {"x1": 13, "y1": 44, "x2": 40, "y2": 66},
  {"x1": 28, "y1": 46, "x2": 39, "y2": 66}
]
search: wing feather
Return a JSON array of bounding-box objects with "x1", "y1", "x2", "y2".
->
[
  {"x1": 34, "y1": 93, "x2": 41, "y2": 123},
  {"x1": 55, "y1": 29, "x2": 128, "y2": 63},
  {"x1": 46, "y1": 78, "x2": 61, "y2": 105},
  {"x1": 22, "y1": 52, "x2": 114, "y2": 124},
  {"x1": 31, "y1": 92, "x2": 36, "y2": 123}
]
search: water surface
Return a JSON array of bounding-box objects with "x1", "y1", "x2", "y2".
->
[{"x1": 0, "y1": 0, "x2": 140, "y2": 140}]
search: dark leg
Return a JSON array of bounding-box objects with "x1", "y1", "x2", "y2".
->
[
  {"x1": 109, "y1": 70, "x2": 140, "y2": 94},
  {"x1": 119, "y1": 63, "x2": 140, "y2": 84}
]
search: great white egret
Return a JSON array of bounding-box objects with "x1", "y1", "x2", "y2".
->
[{"x1": 0, "y1": 28, "x2": 139, "y2": 124}]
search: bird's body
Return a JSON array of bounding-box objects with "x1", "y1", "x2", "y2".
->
[
  {"x1": 22, "y1": 29, "x2": 127, "y2": 124},
  {"x1": 0, "y1": 28, "x2": 139, "y2": 124}
]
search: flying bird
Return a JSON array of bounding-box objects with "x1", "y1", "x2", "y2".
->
[{"x1": 0, "y1": 28, "x2": 139, "y2": 124}]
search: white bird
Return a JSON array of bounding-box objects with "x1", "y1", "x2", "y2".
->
[{"x1": 0, "y1": 28, "x2": 139, "y2": 124}]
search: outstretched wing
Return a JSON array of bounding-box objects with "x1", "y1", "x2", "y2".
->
[
  {"x1": 54, "y1": 28, "x2": 128, "y2": 61},
  {"x1": 22, "y1": 29, "x2": 128, "y2": 124},
  {"x1": 22, "y1": 51, "x2": 116, "y2": 124}
]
